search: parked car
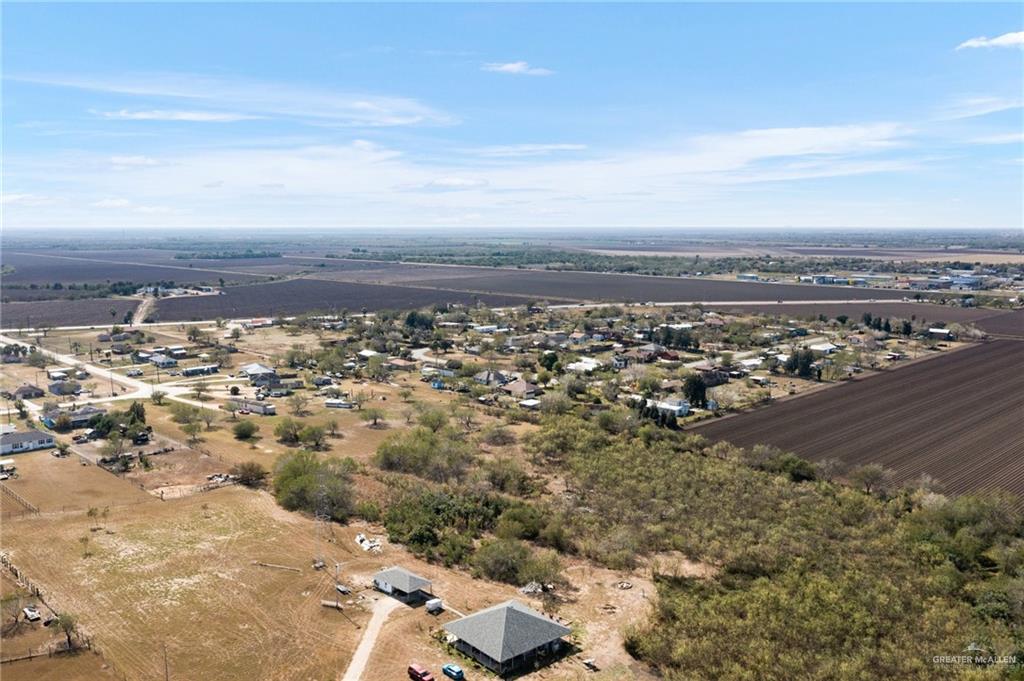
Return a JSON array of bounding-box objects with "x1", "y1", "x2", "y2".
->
[
  {"x1": 408, "y1": 663, "x2": 435, "y2": 681},
  {"x1": 442, "y1": 663, "x2": 464, "y2": 680},
  {"x1": 126, "y1": 368, "x2": 143, "y2": 377},
  {"x1": 22, "y1": 605, "x2": 41, "y2": 622}
]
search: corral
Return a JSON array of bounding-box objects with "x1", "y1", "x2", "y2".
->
[{"x1": 694, "y1": 340, "x2": 1024, "y2": 499}]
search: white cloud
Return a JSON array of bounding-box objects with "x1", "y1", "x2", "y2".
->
[
  {"x1": 99, "y1": 109, "x2": 258, "y2": 122},
  {"x1": 91, "y1": 198, "x2": 132, "y2": 208},
  {"x1": 416, "y1": 177, "x2": 490, "y2": 191},
  {"x1": 1, "y1": 193, "x2": 53, "y2": 206},
  {"x1": 956, "y1": 31, "x2": 1024, "y2": 50},
  {"x1": 17, "y1": 72, "x2": 455, "y2": 127},
  {"x1": 472, "y1": 143, "x2": 586, "y2": 157},
  {"x1": 110, "y1": 155, "x2": 161, "y2": 166},
  {"x1": 968, "y1": 132, "x2": 1024, "y2": 145},
  {"x1": 482, "y1": 61, "x2": 554, "y2": 76},
  {"x1": 937, "y1": 96, "x2": 1024, "y2": 120}
]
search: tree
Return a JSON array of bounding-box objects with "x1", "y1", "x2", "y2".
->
[
  {"x1": 151, "y1": 390, "x2": 167, "y2": 405},
  {"x1": 360, "y1": 407, "x2": 386, "y2": 428},
  {"x1": 352, "y1": 390, "x2": 368, "y2": 410},
  {"x1": 287, "y1": 393, "x2": 311, "y2": 416},
  {"x1": 849, "y1": 464, "x2": 895, "y2": 495},
  {"x1": 273, "y1": 451, "x2": 355, "y2": 521},
  {"x1": 274, "y1": 417, "x2": 302, "y2": 445},
  {"x1": 182, "y1": 421, "x2": 203, "y2": 446},
  {"x1": 14, "y1": 399, "x2": 27, "y2": 419},
  {"x1": 55, "y1": 441, "x2": 71, "y2": 457},
  {"x1": 299, "y1": 424, "x2": 327, "y2": 449},
  {"x1": 128, "y1": 401, "x2": 146, "y2": 423},
  {"x1": 418, "y1": 407, "x2": 448, "y2": 433},
  {"x1": 199, "y1": 408, "x2": 217, "y2": 430},
  {"x1": 186, "y1": 326, "x2": 206, "y2": 343},
  {"x1": 223, "y1": 401, "x2": 239, "y2": 420},
  {"x1": 78, "y1": 536, "x2": 91, "y2": 558},
  {"x1": 230, "y1": 461, "x2": 268, "y2": 487},
  {"x1": 233, "y1": 419, "x2": 259, "y2": 440},
  {"x1": 683, "y1": 374, "x2": 708, "y2": 408},
  {"x1": 191, "y1": 379, "x2": 210, "y2": 402},
  {"x1": 54, "y1": 613, "x2": 78, "y2": 651},
  {"x1": 399, "y1": 387, "x2": 414, "y2": 402},
  {"x1": 26, "y1": 351, "x2": 47, "y2": 369}
]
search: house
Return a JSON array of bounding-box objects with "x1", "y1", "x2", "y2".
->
[
  {"x1": 443, "y1": 600, "x2": 571, "y2": 676},
  {"x1": 39, "y1": 405, "x2": 106, "y2": 429},
  {"x1": 1, "y1": 429, "x2": 56, "y2": 455},
  {"x1": 149, "y1": 354, "x2": 178, "y2": 368},
  {"x1": 654, "y1": 398, "x2": 690, "y2": 417},
  {"x1": 736, "y1": 272, "x2": 759, "y2": 281},
  {"x1": 181, "y1": 364, "x2": 219, "y2": 377},
  {"x1": 110, "y1": 343, "x2": 133, "y2": 355},
  {"x1": 928, "y1": 328, "x2": 954, "y2": 340},
  {"x1": 809, "y1": 342, "x2": 838, "y2": 355},
  {"x1": 226, "y1": 398, "x2": 277, "y2": 416},
  {"x1": 385, "y1": 358, "x2": 417, "y2": 372},
  {"x1": 611, "y1": 355, "x2": 632, "y2": 370},
  {"x1": 519, "y1": 398, "x2": 542, "y2": 410},
  {"x1": 356, "y1": 349, "x2": 380, "y2": 360},
  {"x1": 502, "y1": 379, "x2": 539, "y2": 399},
  {"x1": 566, "y1": 357, "x2": 603, "y2": 373},
  {"x1": 692, "y1": 361, "x2": 730, "y2": 387},
  {"x1": 48, "y1": 380, "x2": 80, "y2": 396},
  {"x1": 167, "y1": 345, "x2": 188, "y2": 359},
  {"x1": 13, "y1": 384, "x2": 44, "y2": 399},
  {"x1": 239, "y1": 363, "x2": 277, "y2": 381},
  {"x1": 373, "y1": 566, "x2": 432, "y2": 603},
  {"x1": 474, "y1": 370, "x2": 509, "y2": 386}
]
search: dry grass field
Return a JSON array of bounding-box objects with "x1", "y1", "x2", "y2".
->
[
  {"x1": 1, "y1": 484, "x2": 659, "y2": 681},
  {"x1": 2, "y1": 450, "x2": 154, "y2": 515}
]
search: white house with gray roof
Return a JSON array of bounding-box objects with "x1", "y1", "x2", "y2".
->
[
  {"x1": 443, "y1": 600, "x2": 571, "y2": 675},
  {"x1": 373, "y1": 566, "x2": 432, "y2": 603}
]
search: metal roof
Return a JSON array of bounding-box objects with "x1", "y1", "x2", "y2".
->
[
  {"x1": 373, "y1": 566, "x2": 431, "y2": 594},
  {"x1": 443, "y1": 600, "x2": 570, "y2": 663},
  {"x1": 1, "y1": 429, "x2": 53, "y2": 446}
]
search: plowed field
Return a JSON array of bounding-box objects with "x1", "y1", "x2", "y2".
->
[{"x1": 695, "y1": 340, "x2": 1024, "y2": 500}]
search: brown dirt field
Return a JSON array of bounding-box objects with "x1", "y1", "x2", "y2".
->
[
  {"x1": 2, "y1": 450, "x2": 154, "y2": 514},
  {"x1": 694, "y1": 340, "x2": 1024, "y2": 500}
]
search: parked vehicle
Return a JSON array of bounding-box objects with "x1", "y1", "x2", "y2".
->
[
  {"x1": 442, "y1": 663, "x2": 464, "y2": 680},
  {"x1": 408, "y1": 663, "x2": 435, "y2": 681},
  {"x1": 22, "y1": 605, "x2": 41, "y2": 622}
]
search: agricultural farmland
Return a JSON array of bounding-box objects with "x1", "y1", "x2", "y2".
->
[
  {"x1": 694, "y1": 339, "x2": 1024, "y2": 499},
  {"x1": 2, "y1": 298, "x2": 140, "y2": 328},
  {"x1": 406, "y1": 269, "x2": 908, "y2": 303},
  {"x1": 705, "y1": 301, "x2": 1012, "y2": 327},
  {"x1": 151, "y1": 278, "x2": 555, "y2": 321}
]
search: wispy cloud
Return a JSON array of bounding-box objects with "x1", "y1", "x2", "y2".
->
[
  {"x1": 967, "y1": 132, "x2": 1024, "y2": 145},
  {"x1": 110, "y1": 155, "x2": 161, "y2": 167},
  {"x1": 98, "y1": 109, "x2": 258, "y2": 122},
  {"x1": 937, "y1": 96, "x2": 1023, "y2": 120},
  {"x1": 91, "y1": 198, "x2": 132, "y2": 208},
  {"x1": 471, "y1": 143, "x2": 586, "y2": 158},
  {"x1": 1, "y1": 193, "x2": 54, "y2": 206},
  {"x1": 15, "y1": 72, "x2": 456, "y2": 127},
  {"x1": 956, "y1": 31, "x2": 1024, "y2": 50},
  {"x1": 412, "y1": 177, "x2": 490, "y2": 192},
  {"x1": 481, "y1": 61, "x2": 554, "y2": 76}
]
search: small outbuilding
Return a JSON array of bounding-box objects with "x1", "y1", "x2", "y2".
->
[
  {"x1": 443, "y1": 600, "x2": 571, "y2": 676},
  {"x1": 373, "y1": 566, "x2": 432, "y2": 603}
]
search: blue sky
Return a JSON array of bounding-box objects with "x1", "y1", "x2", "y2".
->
[{"x1": 3, "y1": 2, "x2": 1022, "y2": 230}]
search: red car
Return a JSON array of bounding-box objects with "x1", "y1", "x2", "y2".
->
[{"x1": 408, "y1": 663, "x2": 435, "y2": 681}]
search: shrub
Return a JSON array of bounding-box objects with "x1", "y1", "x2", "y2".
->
[
  {"x1": 233, "y1": 420, "x2": 259, "y2": 440},
  {"x1": 230, "y1": 461, "x2": 268, "y2": 487}
]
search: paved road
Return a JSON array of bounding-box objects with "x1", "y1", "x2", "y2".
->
[
  {"x1": 0, "y1": 333, "x2": 217, "y2": 411},
  {"x1": 339, "y1": 597, "x2": 403, "y2": 681}
]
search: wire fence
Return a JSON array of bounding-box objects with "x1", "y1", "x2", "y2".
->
[{"x1": 0, "y1": 481, "x2": 39, "y2": 514}]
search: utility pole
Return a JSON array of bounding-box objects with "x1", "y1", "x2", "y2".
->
[{"x1": 163, "y1": 641, "x2": 170, "y2": 681}]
